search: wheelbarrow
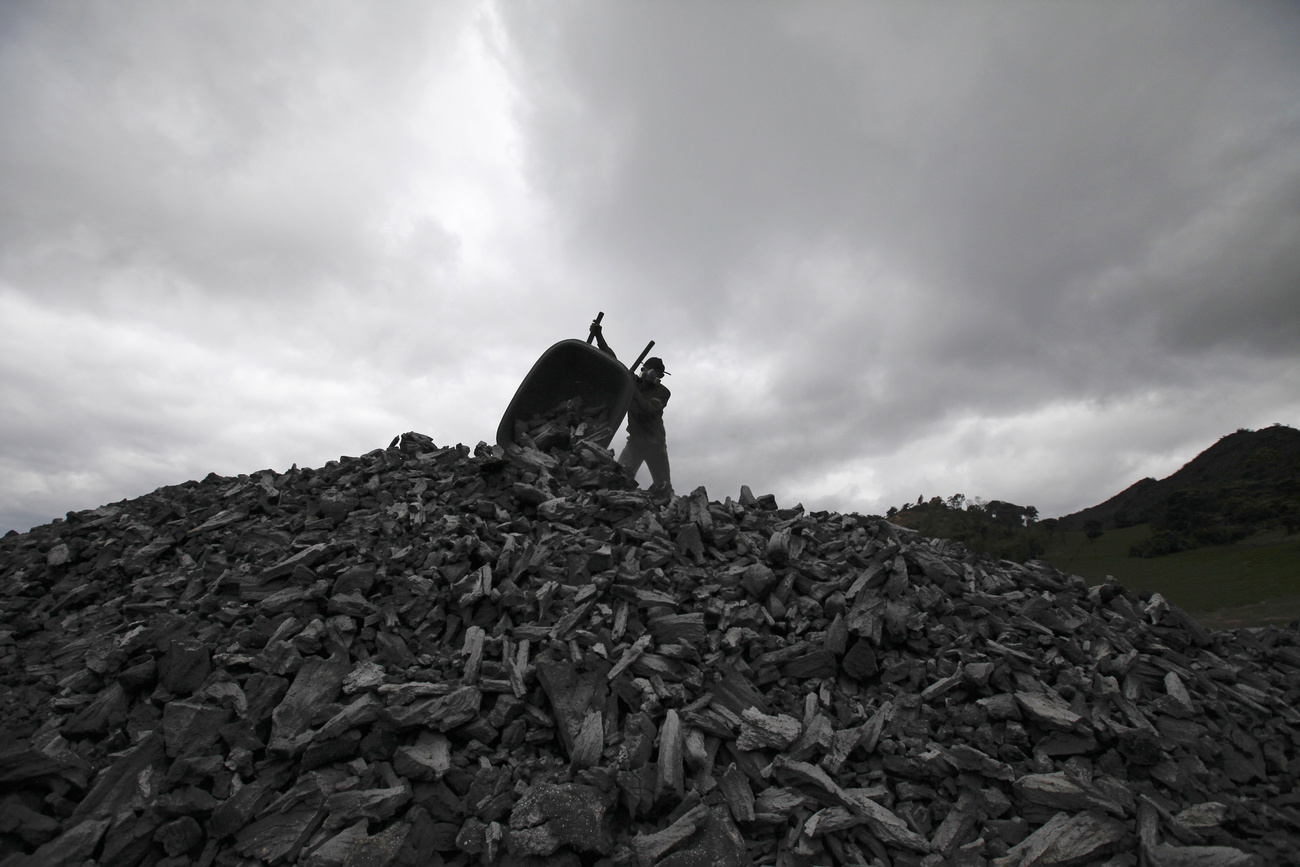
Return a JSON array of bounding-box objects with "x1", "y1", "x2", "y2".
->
[{"x1": 495, "y1": 313, "x2": 654, "y2": 451}]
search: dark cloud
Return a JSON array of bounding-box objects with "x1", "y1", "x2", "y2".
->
[
  {"x1": 496, "y1": 1, "x2": 1300, "y2": 512},
  {"x1": 2, "y1": 1, "x2": 1299, "y2": 532}
]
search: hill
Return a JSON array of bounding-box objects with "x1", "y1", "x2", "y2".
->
[
  {"x1": 0, "y1": 407, "x2": 1298, "y2": 863},
  {"x1": 1055, "y1": 425, "x2": 1300, "y2": 541}
]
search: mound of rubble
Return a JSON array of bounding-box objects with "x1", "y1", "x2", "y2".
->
[{"x1": 2, "y1": 422, "x2": 1300, "y2": 867}]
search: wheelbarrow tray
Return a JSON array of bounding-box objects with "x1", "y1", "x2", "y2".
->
[{"x1": 496, "y1": 339, "x2": 633, "y2": 450}]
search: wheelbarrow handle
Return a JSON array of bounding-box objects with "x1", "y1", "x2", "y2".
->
[
  {"x1": 586, "y1": 311, "x2": 604, "y2": 344},
  {"x1": 630, "y1": 340, "x2": 655, "y2": 373}
]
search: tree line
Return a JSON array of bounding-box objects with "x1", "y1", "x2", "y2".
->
[{"x1": 884, "y1": 494, "x2": 1047, "y2": 562}]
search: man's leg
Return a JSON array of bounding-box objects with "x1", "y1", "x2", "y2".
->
[
  {"x1": 644, "y1": 443, "x2": 672, "y2": 499},
  {"x1": 618, "y1": 438, "x2": 646, "y2": 484}
]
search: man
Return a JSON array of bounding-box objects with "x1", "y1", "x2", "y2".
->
[{"x1": 589, "y1": 320, "x2": 673, "y2": 500}]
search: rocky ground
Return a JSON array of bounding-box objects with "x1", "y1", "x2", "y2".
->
[{"x1": 1, "y1": 403, "x2": 1299, "y2": 866}]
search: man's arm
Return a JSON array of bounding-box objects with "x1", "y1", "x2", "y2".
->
[
  {"x1": 630, "y1": 380, "x2": 667, "y2": 414},
  {"x1": 589, "y1": 320, "x2": 617, "y2": 359}
]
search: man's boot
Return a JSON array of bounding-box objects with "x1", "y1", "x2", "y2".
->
[{"x1": 648, "y1": 480, "x2": 674, "y2": 505}]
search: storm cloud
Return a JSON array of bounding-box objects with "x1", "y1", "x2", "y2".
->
[{"x1": 2, "y1": 1, "x2": 1298, "y2": 532}]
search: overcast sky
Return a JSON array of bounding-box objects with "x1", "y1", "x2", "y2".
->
[{"x1": 2, "y1": 1, "x2": 1299, "y2": 534}]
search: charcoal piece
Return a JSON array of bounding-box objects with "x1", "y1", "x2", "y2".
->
[
  {"x1": 70, "y1": 731, "x2": 166, "y2": 823},
  {"x1": 1036, "y1": 731, "x2": 1097, "y2": 756},
  {"x1": 616, "y1": 764, "x2": 658, "y2": 820},
  {"x1": 360, "y1": 722, "x2": 400, "y2": 762},
  {"x1": 740, "y1": 563, "x2": 777, "y2": 599},
  {"x1": 159, "y1": 637, "x2": 212, "y2": 694},
  {"x1": 342, "y1": 819, "x2": 412, "y2": 866},
  {"x1": 838, "y1": 784, "x2": 931, "y2": 852},
  {"x1": 930, "y1": 792, "x2": 979, "y2": 856},
  {"x1": 116, "y1": 658, "x2": 158, "y2": 693},
  {"x1": 412, "y1": 779, "x2": 464, "y2": 826},
  {"x1": 656, "y1": 709, "x2": 685, "y2": 802},
  {"x1": 342, "y1": 660, "x2": 386, "y2": 695},
  {"x1": 935, "y1": 743, "x2": 1015, "y2": 781},
  {"x1": 375, "y1": 631, "x2": 416, "y2": 668},
  {"x1": 631, "y1": 802, "x2": 711, "y2": 866},
  {"x1": 0, "y1": 742, "x2": 79, "y2": 784},
  {"x1": 21, "y1": 817, "x2": 110, "y2": 866},
  {"x1": 383, "y1": 685, "x2": 482, "y2": 731},
  {"x1": 269, "y1": 657, "x2": 349, "y2": 755},
  {"x1": 1117, "y1": 727, "x2": 1165, "y2": 766},
  {"x1": 0, "y1": 800, "x2": 61, "y2": 847},
  {"x1": 162, "y1": 698, "x2": 231, "y2": 758},
  {"x1": 1149, "y1": 842, "x2": 1257, "y2": 866},
  {"x1": 820, "y1": 724, "x2": 868, "y2": 775},
  {"x1": 61, "y1": 682, "x2": 129, "y2": 738},
  {"x1": 675, "y1": 523, "x2": 706, "y2": 562},
  {"x1": 324, "y1": 786, "x2": 410, "y2": 830},
  {"x1": 537, "y1": 660, "x2": 608, "y2": 758},
  {"x1": 1015, "y1": 690, "x2": 1084, "y2": 731},
  {"x1": 302, "y1": 730, "x2": 361, "y2": 770},
  {"x1": 569, "y1": 710, "x2": 604, "y2": 771},
  {"x1": 1012, "y1": 772, "x2": 1127, "y2": 816},
  {"x1": 155, "y1": 815, "x2": 203, "y2": 857},
  {"x1": 318, "y1": 492, "x2": 359, "y2": 526},
  {"x1": 1176, "y1": 801, "x2": 1229, "y2": 830},
  {"x1": 986, "y1": 816, "x2": 1031, "y2": 846},
  {"x1": 188, "y1": 507, "x2": 247, "y2": 535},
  {"x1": 302, "y1": 818, "x2": 369, "y2": 867},
  {"x1": 234, "y1": 806, "x2": 326, "y2": 863},
  {"x1": 486, "y1": 693, "x2": 525, "y2": 729},
  {"x1": 315, "y1": 693, "x2": 383, "y2": 742},
  {"x1": 787, "y1": 702, "x2": 831, "y2": 750},
  {"x1": 394, "y1": 731, "x2": 452, "y2": 781},
  {"x1": 804, "y1": 805, "x2": 862, "y2": 837},
  {"x1": 332, "y1": 564, "x2": 376, "y2": 596},
  {"x1": 649, "y1": 613, "x2": 706, "y2": 646},
  {"x1": 1001, "y1": 810, "x2": 1129, "y2": 865},
  {"x1": 209, "y1": 779, "x2": 276, "y2": 839},
  {"x1": 454, "y1": 715, "x2": 499, "y2": 745},
  {"x1": 100, "y1": 809, "x2": 160, "y2": 866},
  {"x1": 244, "y1": 673, "x2": 291, "y2": 724},
  {"x1": 717, "y1": 763, "x2": 755, "y2": 823},
  {"x1": 507, "y1": 782, "x2": 613, "y2": 857},
  {"x1": 963, "y1": 661, "x2": 995, "y2": 688},
  {"x1": 735, "y1": 707, "x2": 802, "y2": 751},
  {"x1": 883, "y1": 598, "x2": 912, "y2": 643},
  {"x1": 261, "y1": 543, "x2": 332, "y2": 582},
  {"x1": 220, "y1": 719, "x2": 265, "y2": 752},
  {"x1": 657, "y1": 805, "x2": 747, "y2": 867},
  {"x1": 977, "y1": 693, "x2": 1021, "y2": 721},
  {"x1": 155, "y1": 785, "x2": 220, "y2": 818},
  {"x1": 780, "y1": 648, "x2": 837, "y2": 679}
]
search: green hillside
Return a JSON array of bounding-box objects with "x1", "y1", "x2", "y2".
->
[
  {"x1": 884, "y1": 426, "x2": 1300, "y2": 628},
  {"x1": 1055, "y1": 424, "x2": 1300, "y2": 546},
  {"x1": 1040, "y1": 524, "x2": 1300, "y2": 629}
]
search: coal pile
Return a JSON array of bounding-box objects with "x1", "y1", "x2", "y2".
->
[{"x1": 2, "y1": 423, "x2": 1299, "y2": 867}]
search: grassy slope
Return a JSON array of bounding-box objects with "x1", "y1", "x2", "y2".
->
[{"x1": 1040, "y1": 524, "x2": 1300, "y2": 628}]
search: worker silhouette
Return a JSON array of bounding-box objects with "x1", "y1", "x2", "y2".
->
[{"x1": 590, "y1": 319, "x2": 673, "y2": 501}]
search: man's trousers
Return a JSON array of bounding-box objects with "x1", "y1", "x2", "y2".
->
[{"x1": 618, "y1": 436, "x2": 671, "y2": 490}]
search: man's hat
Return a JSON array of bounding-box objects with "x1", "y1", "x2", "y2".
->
[{"x1": 643, "y1": 356, "x2": 669, "y2": 375}]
